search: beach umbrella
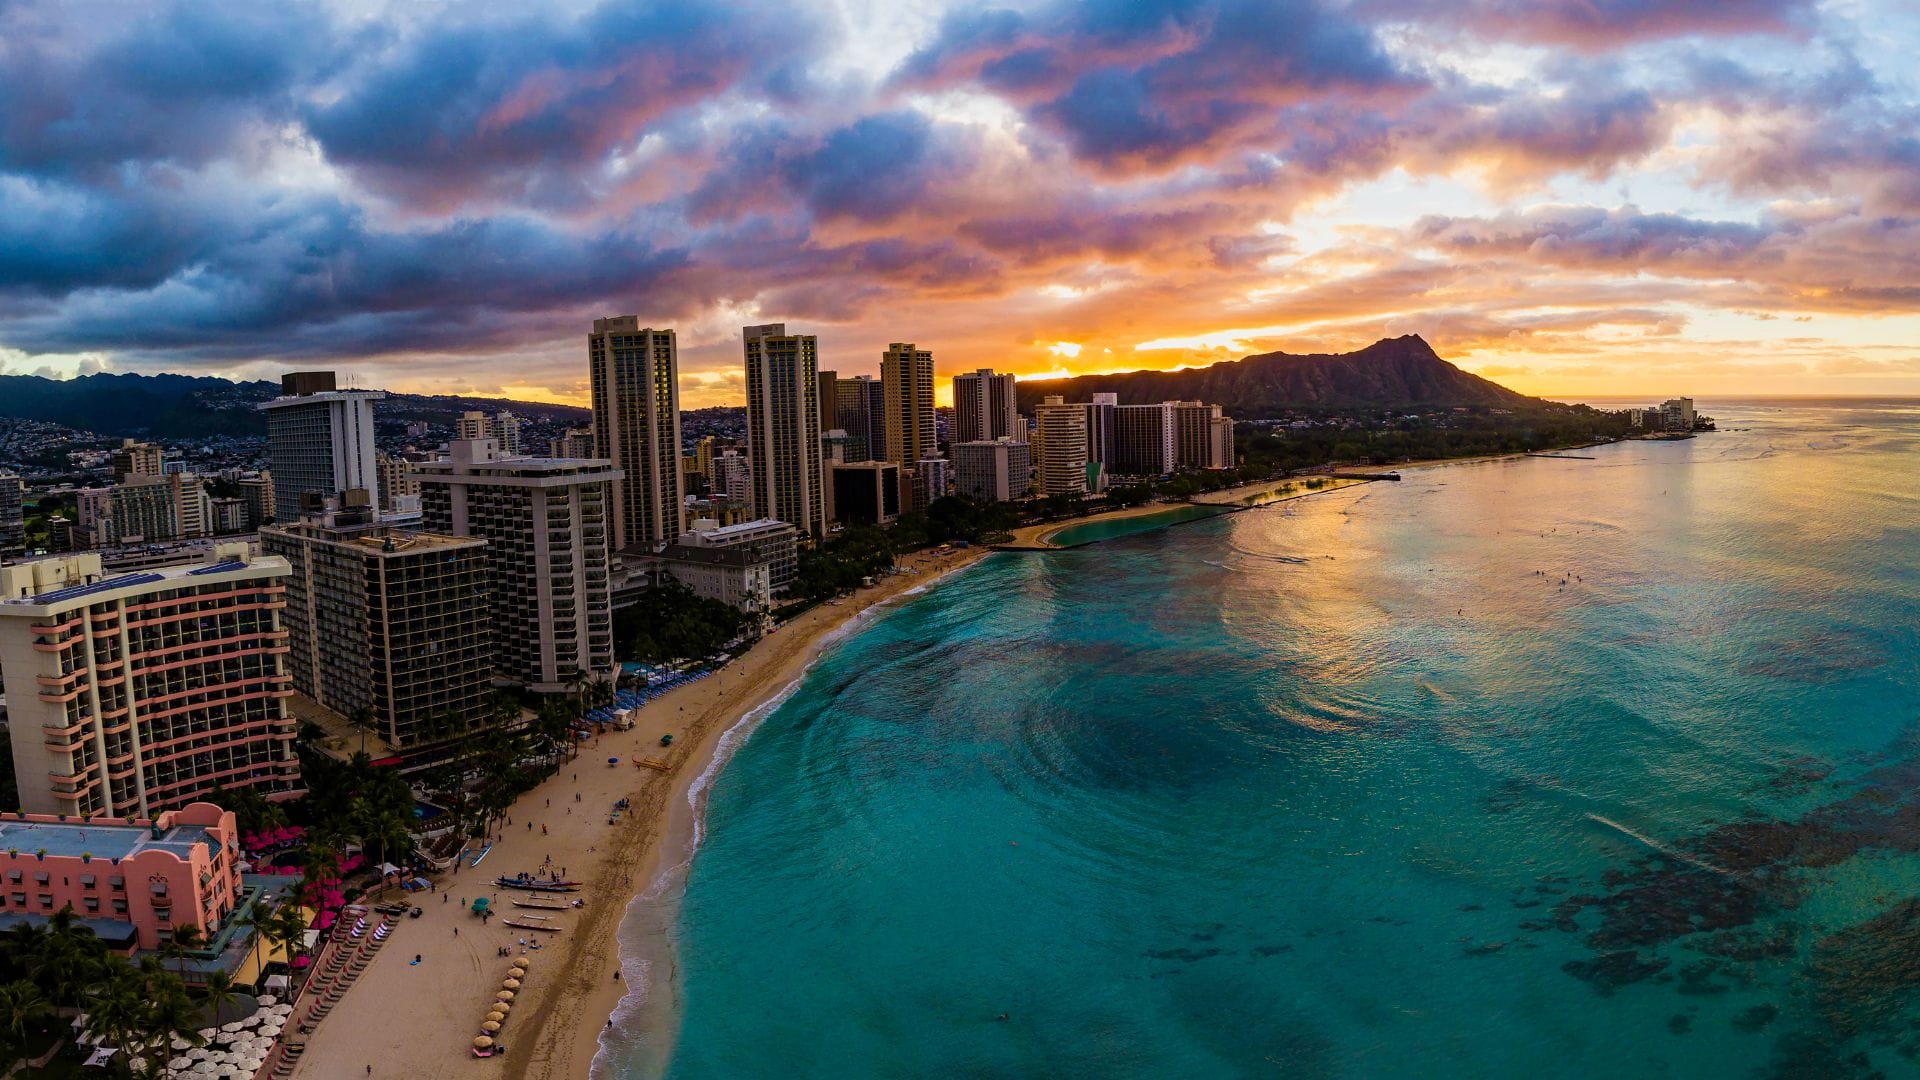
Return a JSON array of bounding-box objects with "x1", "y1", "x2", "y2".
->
[
  {"x1": 481, "y1": 1021, "x2": 501, "y2": 1033},
  {"x1": 171, "y1": 1037, "x2": 192, "y2": 1050},
  {"x1": 516, "y1": 954, "x2": 531, "y2": 966},
  {"x1": 485, "y1": 1010, "x2": 505, "y2": 1023},
  {"x1": 473, "y1": 1036, "x2": 493, "y2": 1049},
  {"x1": 508, "y1": 963, "x2": 527, "y2": 976},
  {"x1": 494, "y1": 1001, "x2": 511, "y2": 1014},
  {"x1": 503, "y1": 978, "x2": 521, "y2": 989},
  {"x1": 198, "y1": 1028, "x2": 217, "y2": 1039},
  {"x1": 257, "y1": 995, "x2": 277, "y2": 1007},
  {"x1": 496, "y1": 991, "x2": 515, "y2": 1002},
  {"x1": 170, "y1": 1057, "x2": 191, "y2": 1070}
]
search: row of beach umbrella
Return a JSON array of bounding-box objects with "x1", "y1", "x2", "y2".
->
[{"x1": 473, "y1": 955, "x2": 531, "y2": 1054}]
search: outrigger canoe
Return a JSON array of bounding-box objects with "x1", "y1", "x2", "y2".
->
[
  {"x1": 503, "y1": 918, "x2": 563, "y2": 932},
  {"x1": 493, "y1": 876, "x2": 581, "y2": 892}
]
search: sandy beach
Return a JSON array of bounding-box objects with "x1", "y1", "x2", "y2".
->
[{"x1": 289, "y1": 545, "x2": 987, "y2": 1080}]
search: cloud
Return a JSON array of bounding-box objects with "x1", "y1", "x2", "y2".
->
[{"x1": 1362, "y1": 0, "x2": 1816, "y2": 50}]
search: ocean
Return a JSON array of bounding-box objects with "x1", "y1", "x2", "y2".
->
[{"x1": 603, "y1": 400, "x2": 1920, "y2": 1079}]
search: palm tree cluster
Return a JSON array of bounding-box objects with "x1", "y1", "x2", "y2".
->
[{"x1": 0, "y1": 910, "x2": 207, "y2": 1076}]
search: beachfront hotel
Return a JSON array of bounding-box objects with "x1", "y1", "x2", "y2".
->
[
  {"x1": 881, "y1": 343, "x2": 937, "y2": 467},
  {"x1": 413, "y1": 438, "x2": 622, "y2": 692},
  {"x1": 952, "y1": 369, "x2": 1022, "y2": 444},
  {"x1": 588, "y1": 317, "x2": 685, "y2": 552},
  {"x1": 1171, "y1": 402, "x2": 1236, "y2": 470},
  {"x1": 0, "y1": 801, "x2": 243, "y2": 953},
  {"x1": 952, "y1": 438, "x2": 1033, "y2": 503},
  {"x1": 261, "y1": 519, "x2": 492, "y2": 752},
  {"x1": 1112, "y1": 402, "x2": 1178, "y2": 477},
  {"x1": 0, "y1": 546, "x2": 299, "y2": 818},
  {"x1": 1030, "y1": 396, "x2": 1090, "y2": 496},
  {"x1": 743, "y1": 324, "x2": 828, "y2": 538},
  {"x1": 257, "y1": 371, "x2": 384, "y2": 524}
]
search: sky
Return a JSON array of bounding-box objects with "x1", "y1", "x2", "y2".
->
[{"x1": 1, "y1": 0, "x2": 1917, "y2": 408}]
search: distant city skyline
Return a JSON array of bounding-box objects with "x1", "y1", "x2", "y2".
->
[{"x1": 1, "y1": 1, "x2": 1916, "y2": 405}]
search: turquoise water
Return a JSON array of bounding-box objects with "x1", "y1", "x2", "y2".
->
[
  {"x1": 1046, "y1": 504, "x2": 1232, "y2": 546},
  {"x1": 614, "y1": 401, "x2": 1920, "y2": 1079}
]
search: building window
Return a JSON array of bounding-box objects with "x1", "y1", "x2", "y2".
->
[{"x1": 38, "y1": 895, "x2": 53, "y2": 909}]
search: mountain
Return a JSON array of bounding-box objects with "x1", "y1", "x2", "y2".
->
[
  {"x1": 0, "y1": 371, "x2": 586, "y2": 438},
  {"x1": 1014, "y1": 335, "x2": 1545, "y2": 417}
]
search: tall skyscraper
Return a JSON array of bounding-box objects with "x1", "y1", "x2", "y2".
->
[
  {"x1": 1170, "y1": 402, "x2": 1235, "y2": 469},
  {"x1": 0, "y1": 473, "x2": 23, "y2": 555},
  {"x1": 0, "y1": 546, "x2": 300, "y2": 817},
  {"x1": 1113, "y1": 403, "x2": 1177, "y2": 477},
  {"x1": 588, "y1": 317, "x2": 684, "y2": 552},
  {"x1": 743, "y1": 324, "x2": 827, "y2": 537},
  {"x1": 259, "y1": 371, "x2": 383, "y2": 523},
  {"x1": 952, "y1": 369, "x2": 1021, "y2": 443},
  {"x1": 415, "y1": 439, "x2": 621, "y2": 691},
  {"x1": 1032, "y1": 396, "x2": 1090, "y2": 496},
  {"x1": 1085, "y1": 392, "x2": 1118, "y2": 468},
  {"x1": 882, "y1": 343, "x2": 936, "y2": 465},
  {"x1": 835, "y1": 375, "x2": 886, "y2": 462}
]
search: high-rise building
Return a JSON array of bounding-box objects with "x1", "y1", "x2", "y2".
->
[
  {"x1": 1032, "y1": 396, "x2": 1089, "y2": 496},
  {"x1": 692, "y1": 436, "x2": 715, "y2": 480},
  {"x1": 676, "y1": 517, "x2": 801, "y2": 595},
  {"x1": 549, "y1": 428, "x2": 596, "y2": 459},
  {"x1": 952, "y1": 438, "x2": 1033, "y2": 503},
  {"x1": 834, "y1": 375, "x2": 886, "y2": 463},
  {"x1": 456, "y1": 411, "x2": 521, "y2": 455},
  {"x1": 1660, "y1": 397, "x2": 1697, "y2": 431},
  {"x1": 1113, "y1": 403, "x2": 1177, "y2": 477},
  {"x1": 589, "y1": 318, "x2": 684, "y2": 552},
  {"x1": 710, "y1": 450, "x2": 751, "y2": 504},
  {"x1": 110, "y1": 439, "x2": 165, "y2": 483},
  {"x1": 881, "y1": 343, "x2": 936, "y2": 465},
  {"x1": 239, "y1": 472, "x2": 275, "y2": 528},
  {"x1": 952, "y1": 369, "x2": 1021, "y2": 444},
  {"x1": 0, "y1": 546, "x2": 300, "y2": 817},
  {"x1": 261, "y1": 521, "x2": 492, "y2": 751},
  {"x1": 169, "y1": 473, "x2": 211, "y2": 538},
  {"x1": 0, "y1": 473, "x2": 24, "y2": 555},
  {"x1": 743, "y1": 324, "x2": 826, "y2": 538},
  {"x1": 210, "y1": 498, "x2": 248, "y2": 535},
  {"x1": 414, "y1": 439, "x2": 620, "y2": 692},
  {"x1": 817, "y1": 370, "x2": 840, "y2": 448},
  {"x1": 259, "y1": 371, "x2": 383, "y2": 523},
  {"x1": 1085, "y1": 392, "x2": 1117, "y2": 468},
  {"x1": 375, "y1": 450, "x2": 421, "y2": 512},
  {"x1": 1171, "y1": 402, "x2": 1235, "y2": 470},
  {"x1": 93, "y1": 476, "x2": 177, "y2": 546},
  {"x1": 830, "y1": 462, "x2": 902, "y2": 525},
  {"x1": 911, "y1": 457, "x2": 949, "y2": 510}
]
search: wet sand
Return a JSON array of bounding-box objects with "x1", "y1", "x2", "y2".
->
[{"x1": 289, "y1": 546, "x2": 987, "y2": 1080}]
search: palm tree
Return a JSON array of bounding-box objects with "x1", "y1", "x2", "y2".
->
[
  {"x1": 83, "y1": 971, "x2": 145, "y2": 1060},
  {"x1": 0, "y1": 980, "x2": 49, "y2": 1056},
  {"x1": 349, "y1": 706, "x2": 378, "y2": 756},
  {"x1": 199, "y1": 970, "x2": 240, "y2": 1027},
  {"x1": 162, "y1": 925, "x2": 204, "y2": 980},
  {"x1": 146, "y1": 981, "x2": 204, "y2": 1079}
]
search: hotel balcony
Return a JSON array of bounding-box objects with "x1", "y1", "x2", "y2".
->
[{"x1": 29, "y1": 616, "x2": 82, "y2": 636}]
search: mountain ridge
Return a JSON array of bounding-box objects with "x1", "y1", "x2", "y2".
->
[
  {"x1": 0, "y1": 371, "x2": 588, "y2": 438},
  {"x1": 1014, "y1": 335, "x2": 1549, "y2": 416}
]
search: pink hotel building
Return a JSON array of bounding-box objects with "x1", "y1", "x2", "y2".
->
[
  {"x1": 0, "y1": 802, "x2": 242, "y2": 952},
  {"x1": 0, "y1": 545, "x2": 301, "y2": 818}
]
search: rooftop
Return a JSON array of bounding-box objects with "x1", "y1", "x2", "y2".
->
[
  {"x1": 0, "y1": 817, "x2": 218, "y2": 862},
  {"x1": 1, "y1": 550, "x2": 288, "y2": 608}
]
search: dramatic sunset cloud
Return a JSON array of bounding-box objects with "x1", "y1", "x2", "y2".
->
[{"x1": 1, "y1": 0, "x2": 1916, "y2": 404}]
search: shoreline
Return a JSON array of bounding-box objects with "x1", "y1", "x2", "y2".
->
[{"x1": 287, "y1": 545, "x2": 988, "y2": 1080}]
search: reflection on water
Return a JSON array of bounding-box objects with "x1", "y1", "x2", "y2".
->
[{"x1": 640, "y1": 401, "x2": 1920, "y2": 1080}]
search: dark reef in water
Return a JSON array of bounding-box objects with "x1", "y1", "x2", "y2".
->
[{"x1": 1533, "y1": 727, "x2": 1920, "y2": 1070}]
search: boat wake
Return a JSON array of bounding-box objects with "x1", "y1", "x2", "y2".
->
[{"x1": 1585, "y1": 813, "x2": 1732, "y2": 877}]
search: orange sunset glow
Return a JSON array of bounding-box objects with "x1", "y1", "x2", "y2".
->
[{"x1": 3, "y1": 1, "x2": 1917, "y2": 406}]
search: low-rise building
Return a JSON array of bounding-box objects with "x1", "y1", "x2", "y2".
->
[
  {"x1": 671, "y1": 518, "x2": 799, "y2": 595},
  {"x1": 0, "y1": 802, "x2": 244, "y2": 953},
  {"x1": 653, "y1": 546, "x2": 770, "y2": 612},
  {"x1": 831, "y1": 461, "x2": 902, "y2": 526}
]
